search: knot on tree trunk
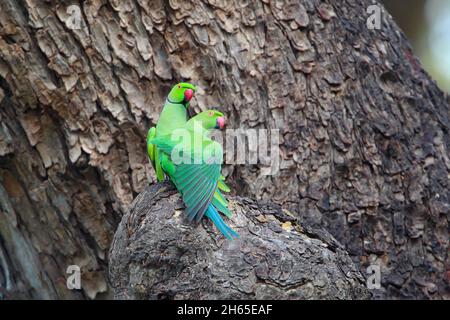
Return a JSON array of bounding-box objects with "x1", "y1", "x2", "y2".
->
[{"x1": 109, "y1": 182, "x2": 370, "y2": 299}]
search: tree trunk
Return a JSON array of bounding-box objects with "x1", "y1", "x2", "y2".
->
[
  {"x1": 109, "y1": 181, "x2": 370, "y2": 300},
  {"x1": 0, "y1": 0, "x2": 448, "y2": 299}
]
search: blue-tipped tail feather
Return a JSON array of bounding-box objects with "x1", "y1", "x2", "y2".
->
[{"x1": 204, "y1": 204, "x2": 239, "y2": 240}]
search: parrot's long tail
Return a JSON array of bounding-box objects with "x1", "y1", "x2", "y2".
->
[{"x1": 204, "y1": 204, "x2": 239, "y2": 240}]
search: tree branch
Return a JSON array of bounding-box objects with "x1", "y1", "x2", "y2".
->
[{"x1": 109, "y1": 182, "x2": 370, "y2": 299}]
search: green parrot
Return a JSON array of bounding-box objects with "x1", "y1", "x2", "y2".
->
[
  {"x1": 147, "y1": 82, "x2": 196, "y2": 182},
  {"x1": 147, "y1": 83, "x2": 238, "y2": 239},
  {"x1": 184, "y1": 110, "x2": 232, "y2": 217}
]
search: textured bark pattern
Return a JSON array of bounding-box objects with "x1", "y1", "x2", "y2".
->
[
  {"x1": 109, "y1": 182, "x2": 370, "y2": 300},
  {"x1": 0, "y1": 0, "x2": 448, "y2": 299}
]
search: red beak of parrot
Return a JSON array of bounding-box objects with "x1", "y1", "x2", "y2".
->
[
  {"x1": 216, "y1": 117, "x2": 226, "y2": 129},
  {"x1": 184, "y1": 89, "x2": 193, "y2": 102}
]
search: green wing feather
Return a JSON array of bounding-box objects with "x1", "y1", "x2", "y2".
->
[
  {"x1": 218, "y1": 176, "x2": 231, "y2": 193},
  {"x1": 149, "y1": 135, "x2": 179, "y2": 155},
  {"x1": 151, "y1": 133, "x2": 232, "y2": 217},
  {"x1": 213, "y1": 189, "x2": 231, "y2": 217},
  {"x1": 147, "y1": 127, "x2": 156, "y2": 168},
  {"x1": 147, "y1": 127, "x2": 165, "y2": 182},
  {"x1": 150, "y1": 133, "x2": 223, "y2": 222}
]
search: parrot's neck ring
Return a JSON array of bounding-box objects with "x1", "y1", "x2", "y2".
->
[{"x1": 167, "y1": 97, "x2": 188, "y2": 108}]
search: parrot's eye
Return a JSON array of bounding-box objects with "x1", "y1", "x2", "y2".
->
[
  {"x1": 208, "y1": 111, "x2": 213, "y2": 116},
  {"x1": 178, "y1": 85, "x2": 181, "y2": 89}
]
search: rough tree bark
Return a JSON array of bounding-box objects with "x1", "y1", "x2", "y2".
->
[
  {"x1": 0, "y1": 0, "x2": 448, "y2": 299},
  {"x1": 109, "y1": 182, "x2": 370, "y2": 299}
]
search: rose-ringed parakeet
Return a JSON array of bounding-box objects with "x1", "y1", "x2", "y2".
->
[
  {"x1": 147, "y1": 82, "x2": 196, "y2": 182},
  {"x1": 184, "y1": 110, "x2": 232, "y2": 218},
  {"x1": 147, "y1": 84, "x2": 238, "y2": 239}
]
